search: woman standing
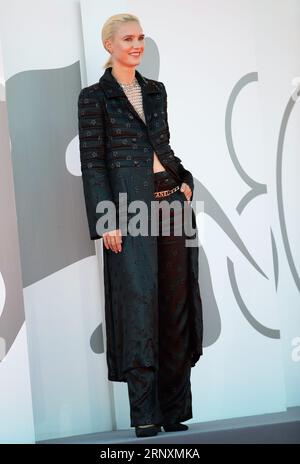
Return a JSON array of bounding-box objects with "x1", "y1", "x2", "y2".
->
[{"x1": 78, "y1": 13, "x2": 203, "y2": 438}]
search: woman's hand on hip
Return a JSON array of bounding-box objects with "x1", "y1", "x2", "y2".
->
[
  {"x1": 180, "y1": 182, "x2": 192, "y2": 203},
  {"x1": 103, "y1": 229, "x2": 123, "y2": 253}
]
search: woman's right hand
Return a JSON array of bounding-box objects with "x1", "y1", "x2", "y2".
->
[{"x1": 103, "y1": 229, "x2": 123, "y2": 253}]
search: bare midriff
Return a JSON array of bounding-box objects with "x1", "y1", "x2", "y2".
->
[{"x1": 153, "y1": 151, "x2": 166, "y2": 173}]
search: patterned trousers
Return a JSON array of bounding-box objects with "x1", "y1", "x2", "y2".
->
[{"x1": 126, "y1": 170, "x2": 192, "y2": 427}]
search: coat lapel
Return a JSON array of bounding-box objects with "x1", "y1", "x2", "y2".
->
[{"x1": 98, "y1": 66, "x2": 162, "y2": 127}]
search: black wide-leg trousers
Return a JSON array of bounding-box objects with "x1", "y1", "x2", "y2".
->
[{"x1": 126, "y1": 171, "x2": 192, "y2": 427}]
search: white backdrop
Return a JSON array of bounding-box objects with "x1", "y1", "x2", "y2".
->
[{"x1": 0, "y1": 0, "x2": 299, "y2": 442}]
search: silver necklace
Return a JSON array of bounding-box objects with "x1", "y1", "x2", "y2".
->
[{"x1": 118, "y1": 76, "x2": 138, "y2": 88}]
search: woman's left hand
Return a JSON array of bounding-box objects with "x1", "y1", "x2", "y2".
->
[{"x1": 180, "y1": 182, "x2": 192, "y2": 203}]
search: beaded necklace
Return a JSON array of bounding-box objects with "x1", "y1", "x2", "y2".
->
[{"x1": 117, "y1": 76, "x2": 146, "y2": 124}]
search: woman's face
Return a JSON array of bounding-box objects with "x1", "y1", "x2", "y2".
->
[{"x1": 106, "y1": 21, "x2": 145, "y2": 67}]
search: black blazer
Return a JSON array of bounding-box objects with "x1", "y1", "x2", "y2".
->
[
  {"x1": 77, "y1": 67, "x2": 203, "y2": 381},
  {"x1": 77, "y1": 66, "x2": 194, "y2": 240}
]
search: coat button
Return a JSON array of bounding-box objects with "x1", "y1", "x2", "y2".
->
[
  {"x1": 160, "y1": 134, "x2": 164, "y2": 138},
  {"x1": 87, "y1": 162, "x2": 93, "y2": 168}
]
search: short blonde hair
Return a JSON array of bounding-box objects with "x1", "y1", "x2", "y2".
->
[{"x1": 101, "y1": 13, "x2": 141, "y2": 69}]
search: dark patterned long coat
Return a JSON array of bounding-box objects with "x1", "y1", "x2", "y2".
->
[{"x1": 77, "y1": 66, "x2": 203, "y2": 382}]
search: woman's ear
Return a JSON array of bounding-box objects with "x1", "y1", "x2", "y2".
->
[{"x1": 104, "y1": 39, "x2": 111, "y2": 53}]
